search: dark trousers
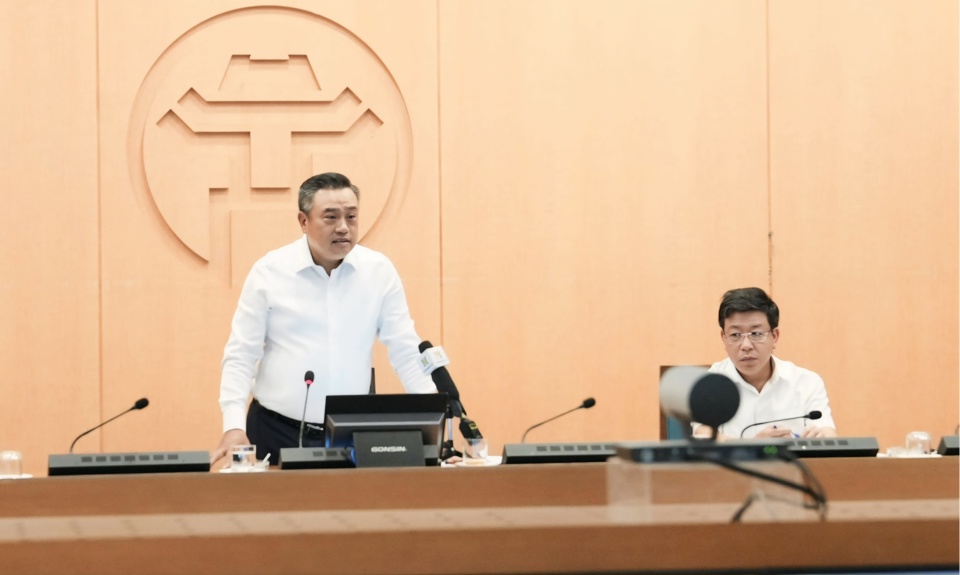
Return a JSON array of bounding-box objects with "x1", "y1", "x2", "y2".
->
[{"x1": 246, "y1": 400, "x2": 325, "y2": 464}]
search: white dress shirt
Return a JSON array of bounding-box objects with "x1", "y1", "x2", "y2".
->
[
  {"x1": 219, "y1": 236, "x2": 437, "y2": 432},
  {"x1": 701, "y1": 356, "x2": 836, "y2": 439}
]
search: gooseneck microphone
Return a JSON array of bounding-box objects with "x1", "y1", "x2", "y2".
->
[
  {"x1": 69, "y1": 398, "x2": 150, "y2": 453},
  {"x1": 418, "y1": 341, "x2": 486, "y2": 449},
  {"x1": 740, "y1": 410, "x2": 822, "y2": 438},
  {"x1": 298, "y1": 371, "x2": 315, "y2": 448},
  {"x1": 418, "y1": 341, "x2": 464, "y2": 417},
  {"x1": 520, "y1": 398, "x2": 596, "y2": 443},
  {"x1": 459, "y1": 418, "x2": 484, "y2": 440}
]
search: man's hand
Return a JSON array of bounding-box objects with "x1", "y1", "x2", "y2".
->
[
  {"x1": 692, "y1": 425, "x2": 733, "y2": 441},
  {"x1": 801, "y1": 426, "x2": 838, "y2": 438},
  {"x1": 754, "y1": 425, "x2": 794, "y2": 439},
  {"x1": 211, "y1": 428, "x2": 250, "y2": 466}
]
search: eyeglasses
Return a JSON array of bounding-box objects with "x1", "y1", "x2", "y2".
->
[{"x1": 722, "y1": 331, "x2": 772, "y2": 344}]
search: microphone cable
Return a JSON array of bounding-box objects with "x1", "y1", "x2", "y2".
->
[{"x1": 687, "y1": 448, "x2": 828, "y2": 523}]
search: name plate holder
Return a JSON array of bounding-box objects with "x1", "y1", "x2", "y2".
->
[
  {"x1": 48, "y1": 451, "x2": 210, "y2": 476},
  {"x1": 353, "y1": 430, "x2": 425, "y2": 467}
]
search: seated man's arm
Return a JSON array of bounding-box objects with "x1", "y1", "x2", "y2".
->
[
  {"x1": 801, "y1": 426, "x2": 838, "y2": 438},
  {"x1": 692, "y1": 424, "x2": 735, "y2": 441},
  {"x1": 694, "y1": 423, "x2": 797, "y2": 440},
  {"x1": 801, "y1": 371, "x2": 838, "y2": 438}
]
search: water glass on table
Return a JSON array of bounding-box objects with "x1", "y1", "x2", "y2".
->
[
  {"x1": 230, "y1": 444, "x2": 258, "y2": 470},
  {"x1": 461, "y1": 438, "x2": 489, "y2": 465},
  {"x1": 0, "y1": 451, "x2": 23, "y2": 478},
  {"x1": 905, "y1": 431, "x2": 931, "y2": 455}
]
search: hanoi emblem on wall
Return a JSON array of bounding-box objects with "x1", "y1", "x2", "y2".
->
[{"x1": 128, "y1": 6, "x2": 413, "y2": 279}]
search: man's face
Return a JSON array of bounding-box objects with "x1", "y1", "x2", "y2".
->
[
  {"x1": 298, "y1": 187, "x2": 358, "y2": 270},
  {"x1": 721, "y1": 311, "x2": 780, "y2": 383}
]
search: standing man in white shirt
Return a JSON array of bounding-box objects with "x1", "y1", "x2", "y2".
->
[
  {"x1": 693, "y1": 287, "x2": 838, "y2": 440},
  {"x1": 211, "y1": 173, "x2": 437, "y2": 465}
]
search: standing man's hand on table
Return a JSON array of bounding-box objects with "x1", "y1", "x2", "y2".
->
[{"x1": 211, "y1": 428, "x2": 250, "y2": 466}]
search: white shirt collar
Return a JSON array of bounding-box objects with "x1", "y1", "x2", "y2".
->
[{"x1": 292, "y1": 235, "x2": 359, "y2": 274}]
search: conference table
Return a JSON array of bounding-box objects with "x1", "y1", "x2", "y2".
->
[{"x1": 0, "y1": 456, "x2": 955, "y2": 574}]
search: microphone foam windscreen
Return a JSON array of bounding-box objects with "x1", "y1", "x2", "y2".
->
[
  {"x1": 688, "y1": 374, "x2": 740, "y2": 428},
  {"x1": 134, "y1": 398, "x2": 149, "y2": 410},
  {"x1": 418, "y1": 341, "x2": 433, "y2": 353},
  {"x1": 809, "y1": 410, "x2": 822, "y2": 420},
  {"x1": 582, "y1": 398, "x2": 596, "y2": 409}
]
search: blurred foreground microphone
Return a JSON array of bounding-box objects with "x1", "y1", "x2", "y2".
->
[
  {"x1": 660, "y1": 366, "x2": 739, "y2": 439},
  {"x1": 740, "y1": 410, "x2": 822, "y2": 438},
  {"x1": 298, "y1": 370, "x2": 315, "y2": 448},
  {"x1": 520, "y1": 398, "x2": 596, "y2": 443},
  {"x1": 418, "y1": 341, "x2": 465, "y2": 417},
  {"x1": 69, "y1": 398, "x2": 150, "y2": 453}
]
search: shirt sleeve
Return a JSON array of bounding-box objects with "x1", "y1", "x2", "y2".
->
[
  {"x1": 219, "y1": 263, "x2": 269, "y2": 432},
  {"x1": 803, "y1": 372, "x2": 837, "y2": 431},
  {"x1": 376, "y1": 264, "x2": 438, "y2": 394}
]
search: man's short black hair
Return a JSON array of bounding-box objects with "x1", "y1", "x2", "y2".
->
[
  {"x1": 298, "y1": 172, "x2": 360, "y2": 213},
  {"x1": 718, "y1": 287, "x2": 779, "y2": 330}
]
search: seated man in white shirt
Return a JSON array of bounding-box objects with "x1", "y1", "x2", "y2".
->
[
  {"x1": 693, "y1": 287, "x2": 838, "y2": 440},
  {"x1": 211, "y1": 172, "x2": 437, "y2": 465}
]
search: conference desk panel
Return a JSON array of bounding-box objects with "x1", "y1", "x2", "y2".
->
[
  {"x1": 0, "y1": 501, "x2": 954, "y2": 574},
  {"x1": 0, "y1": 457, "x2": 954, "y2": 518},
  {"x1": 0, "y1": 457, "x2": 955, "y2": 574},
  {"x1": 2, "y1": 462, "x2": 609, "y2": 517}
]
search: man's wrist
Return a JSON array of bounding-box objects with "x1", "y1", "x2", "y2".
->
[{"x1": 223, "y1": 409, "x2": 247, "y2": 434}]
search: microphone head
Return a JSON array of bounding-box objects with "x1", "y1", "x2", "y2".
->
[
  {"x1": 418, "y1": 340, "x2": 433, "y2": 353},
  {"x1": 134, "y1": 398, "x2": 149, "y2": 410},
  {"x1": 582, "y1": 397, "x2": 596, "y2": 409},
  {"x1": 808, "y1": 410, "x2": 822, "y2": 420},
  {"x1": 304, "y1": 371, "x2": 315, "y2": 385}
]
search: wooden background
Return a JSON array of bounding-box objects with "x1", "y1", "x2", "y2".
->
[{"x1": 0, "y1": 0, "x2": 956, "y2": 476}]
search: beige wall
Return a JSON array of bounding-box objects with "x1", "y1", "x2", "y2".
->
[
  {"x1": 0, "y1": 0, "x2": 955, "y2": 476},
  {"x1": 0, "y1": 1, "x2": 102, "y2": 471},
  {"x1": 438, "y1": 0, "x2": 772, "y2": 445},
  {"x1": 768, "y1": 0, "x2": 959, "y2": 440}
]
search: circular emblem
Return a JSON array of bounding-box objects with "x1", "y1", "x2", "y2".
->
[{"x1": 128, "y1": 6, "x2": 412, "y2": 277}]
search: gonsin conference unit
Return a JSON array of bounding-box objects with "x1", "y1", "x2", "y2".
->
[
  {"x1": 280, "y1": 393, "x2": 447, "y2": 469},
  {"x1": 502, "y1": 437, "x2": 880, "y2": 464},
  {"x1": 48, "y1": 451, "x2": 211, "y2": 476}
]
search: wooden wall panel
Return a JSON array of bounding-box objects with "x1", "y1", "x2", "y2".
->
[
  {"x1": 0, "y1": 0, "x2": 955, "y2": 474},
  {"x1": 0, "y1": 1, "x2": 100, "y2": 476},
  {"x1": 438, "y1": 0, "x2": 770, "y2": 452},
  {"x1": 768, "y1": 0, "x2": 959, "y2": 449},
  {"x1": 96, "y1": 0, "x2": 440, "y2": 453}
]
